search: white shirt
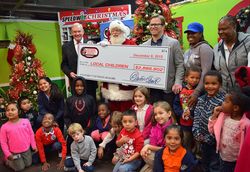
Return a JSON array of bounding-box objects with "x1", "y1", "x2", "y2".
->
[
  {"x1": 136, "y1": 104, "x2": 149, "y2": 132},
  {"x1": 224, "y1": 43, "x2": 234, "y2": 66},
  {"x1": 73, "y1": 38, "x2": 83, "y2": 55}
]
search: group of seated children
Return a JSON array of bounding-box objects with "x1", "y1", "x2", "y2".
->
[{"x1": 1, "y1": 66, "x2": 250, "y2": 172}]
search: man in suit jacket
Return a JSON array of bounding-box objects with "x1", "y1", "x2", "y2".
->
[
  {"x1": 142, "y1": 15, "x2": 184, "y2": 106},
  {"x1": 61, "y1": 23, "x2": 97, "y2": 100}
]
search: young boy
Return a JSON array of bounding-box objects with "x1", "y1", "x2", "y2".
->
[
  {"x1": 98, "y1": 111, "x2": 123, "y2": 160},
  {"x1": 192, "y1": 70, "x2": 225, "y2": 171},
  {"x1": 173, "y1": 66, "x2": 201, "y2": 150},
  {"x1": 35, "y1": 113, "x2": 67, "y2": 171},
  {"x1": 113, "y1": 109, "x2": 144, "y2": 172},
  {"x1": 18, "y1": 96, "x2": 38, "y2": 131},
  {"x1": 64, "y1": 123, "x2": 97, "y2": 172}
]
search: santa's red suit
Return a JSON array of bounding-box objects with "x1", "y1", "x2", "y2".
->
[{"x1": 101, "y1": 39, "x2": 136, "y2": 112}]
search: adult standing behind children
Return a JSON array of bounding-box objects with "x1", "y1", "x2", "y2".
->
[
  {"x1": 142, "y1": 15, "x2": 184, "y2": 105},
  {"x1": 213, "y1": 15, "x2": 250, "y2": 92},
  {"x1": 184, "y1": 22, "x2": 213, "y2": 106},
  {"x1": 61, "y1": 23, "x2": 97, "y2": 99},
  {"x1": 38, "y1": 77, "x2": 65, "y2": 132},
  {"x1": 100, "y1": 20, "x2": 136, "y2": 112}
]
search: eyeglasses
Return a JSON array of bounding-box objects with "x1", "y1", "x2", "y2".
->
[{"x1": 149, "y1": 23, "x2": 163, "y2": 27}]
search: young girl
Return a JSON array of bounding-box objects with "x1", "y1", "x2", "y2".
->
[
  {"x1": 208, "y1": 87, "x2": 250, "y2": 172},
  {"x1": 35, "y1": 113, "x2": 67, "y2": 171},
  {"x1": 0, "y1": 102, "x2": 37, "y2": 171},
  {"x1": 38, "y1": 77, "x2": 65, "y2": 132},
  {"x1": 98, "y1": 111, "x2": 123, "y2": 160},
  {"x1": 140, "y1": 101, "x2": 175, "y2": 172},
  {"x1": 131, "y1": 86, "x2": 153, "y2": 144},
  {"x1": 153, "y1": 124, "x2": 197, "y2": 172},
  {"x1": 64, "y1": 77, "x2": 96, "y2": 155},
  {"x1": 192, "y1": 70, "x2": 225, "y2": 171},
  {"x1": 91, "y1": 102, "x2": 111, "y2": 142}
]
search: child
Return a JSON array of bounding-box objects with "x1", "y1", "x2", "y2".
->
[
  {"x1": 0, "y1": 102, "x2": 37, "y2": 171},
  {"x1": 208, "y1": 87, "x2": 250, "y2": 172},
  {"x1": 173, "y1": 66, "x2": 201, "y2": 150},
  {"x1": 18, "y1": 96, "x2": 38, "y2": 131},
  {"x1": 153, "y1": 124, "x2": 197, "y2": 172},
  {"x1": 64, "y1": 76, "x2": 96, "y2": 155},
  {"x1": 91, "y1": 102, "x2": 111, "y2": 142},
  {"x1": 113, "y1": 109, "x2": 144, "y2": 172},
  {"x1": 64, "y1": 123, "x2": 97, "y2": 172},
  {"x1": 38, "y1": 76, "x2": 65, "y2": 132},
  {"x1": 98, "y1": 111, "x2": 123, "y2": 160},
  {"x1": 192, "y1": 70, "x2": 225, "y2": 171},
  {"x1": 64, "y1": 76, "x2": 96, "y2": 134},
  {"x1": 131, "y1": 86, "x2": 153, "y2": 144},
  {"x1": 140, "y1": 101, "x2": 175, "y2": 172},
  {"x1": 35, "y1": 113, "x2": 67, "y2": 171}
]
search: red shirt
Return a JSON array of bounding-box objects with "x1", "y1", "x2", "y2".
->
[
  {"x1": 35, "y1": 127, "x2": 67, "y2": 163},
  {"x1": 117, "y1": 128, "x2": 144, "y2": 156}
]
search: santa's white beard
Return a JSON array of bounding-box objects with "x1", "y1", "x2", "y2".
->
[{"x1": 110, "y1": 34, "x2": 126, "y2": 45}]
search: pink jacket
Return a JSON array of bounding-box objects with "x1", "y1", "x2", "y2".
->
[
  {"x1": 0, "y1": 119, "x2": 36, "y2": 158},
  {"x1": 132, "y1": 104, "x2": 153, "y2": 139},
  {"x1": 149, "y1": 119, "x2": 173, "y2": 147},
  {"x1": 208, "y1": 112, "x2": 250, "y2": 153}
]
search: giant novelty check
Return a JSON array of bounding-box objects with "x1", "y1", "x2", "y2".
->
[{"x1": 77, "y1": 44, "x2": 169, "y2": 90}]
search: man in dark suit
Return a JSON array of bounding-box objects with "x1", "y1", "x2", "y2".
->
[{"x1": 61, "y1": 23, "x2": 97, "y2": 100}]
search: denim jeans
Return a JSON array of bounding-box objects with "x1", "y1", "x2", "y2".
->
[
  {"x1": 201, "y1": 143, "x2": 220, "y2": 172},
  {"x1": 220, "y1": 158, "x2": 236, "y2": 172},
  {"x1": 32, "y1": 141, "x2": 62, "y2": 164},
  {"x1": 113, "y1": 159, "x2": 142, "y2": 172},
  {"x1": 64, "y1": 157, "x2": 94, "y2": 172}
]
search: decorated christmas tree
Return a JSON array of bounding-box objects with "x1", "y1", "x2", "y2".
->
[
  {"x1": 7, "y1": 31, "x2": 45, "y2": 109},
  {"x1": 133, "y1": 0, "x2": 180, "y2": 44}
]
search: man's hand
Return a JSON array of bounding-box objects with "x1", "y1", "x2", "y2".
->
[
  {"x1": 83, "y1": 162, "x2": 91, "y2": 166},
  {"x1": 98, "y1": 147, "x2": 104, "y2": 159},
  {"x1": 70, "y1": 72, "x2": 77, "y2": 78},
  {"x1": 42, "y1": 162, "x2": 50, "y2": 171},
  {"x1": 172, "y1": 84, "x2": 182, "y2": 94}
]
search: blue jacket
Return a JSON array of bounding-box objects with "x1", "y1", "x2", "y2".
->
[{"x1": 153, "y1": 147, "x2": 197, "y2": 172}]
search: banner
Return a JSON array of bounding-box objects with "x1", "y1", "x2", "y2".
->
[
  {"x1": 77, "y1": 44, "x2": 170, "y2": 90},
  {"x1": 58, "y1": 5, "x2": 131, "y2": 26}
]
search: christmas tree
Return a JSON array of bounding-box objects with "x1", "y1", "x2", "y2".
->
[
  {"x1": 133, "y1": 0, "x2": 180, "y2": 44},
  {"x1": 8, "y1": 31, "x2": 45, "y2": 109}
]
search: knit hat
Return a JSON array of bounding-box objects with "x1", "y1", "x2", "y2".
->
[
  {"x1": 184, "y1": 22, "x2": 204, "y2": 33},
  {"x1": 109, "y1": 20, "x2": 130, "y2": 37}
]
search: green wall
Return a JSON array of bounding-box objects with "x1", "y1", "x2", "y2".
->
[
  {"x1": 171, "y1": 0, "x2": 240, "y2": 50},
  {"x1": 0, "y1": 20, "x2": 64, "y2": 85}
]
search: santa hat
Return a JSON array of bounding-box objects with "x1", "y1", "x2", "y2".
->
[{"x1": 109, "y1": 20, "x2": 130, "y2": 37}]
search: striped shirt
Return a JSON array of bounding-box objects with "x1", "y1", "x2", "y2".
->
[{"x1": 192, "y1": 91, "x2": 225, "y2": 145}]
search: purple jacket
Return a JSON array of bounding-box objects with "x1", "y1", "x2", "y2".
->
[
  {"x1": 132, "y1": 104, "x2": 153, "y2": 139},
  {"x1": 149, "y1": 119, "x2": 173, "y2": 147}
]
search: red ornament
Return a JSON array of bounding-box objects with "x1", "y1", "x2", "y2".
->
[
  {"x1": 159, "y1": 3, "x2": 172, "y2": 23},
  {"x1": 135, "y1": 0, "x2": 145, "y2": 5}
]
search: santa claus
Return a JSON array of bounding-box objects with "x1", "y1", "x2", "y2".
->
[{"x1": 101, "y1": 20, "x2": 137, "y2": 112}]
